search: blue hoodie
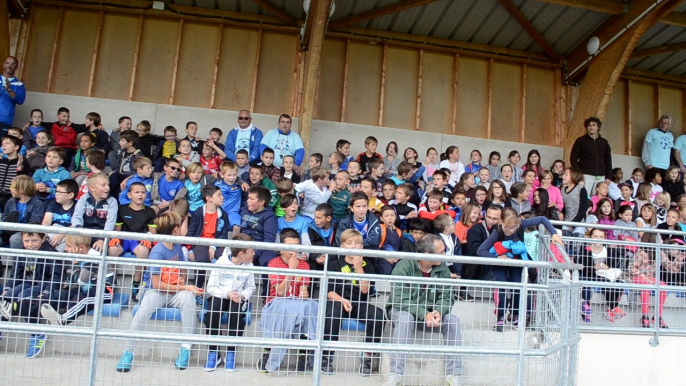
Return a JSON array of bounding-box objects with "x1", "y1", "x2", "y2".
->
[
  {"x1": 335, "y1": 211, "x2": 381, "y2": 249},
  {"x1": 32, "y1": 166, "x2": 71, "y2": 200},
  {"x1": 240, "y1": 206, "x2": 278, "y2": 265},
  {"x1": 225, "y1": 126, "x2": 264, "y2": 163},
  {"x1": 119, "y1": 175, "x2": 154, "y2": 206}
]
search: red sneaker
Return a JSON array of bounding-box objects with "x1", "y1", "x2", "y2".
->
[{"x1": 604, "y1": 309, "x2": 615, "y2": 323}]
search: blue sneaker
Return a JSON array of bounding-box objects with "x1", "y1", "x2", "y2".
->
[
  {"x1": 224, "y1": 351, "x2": 236, "y2": 372},
  {"x1": 175, "y1": 347, "x2": 190, "y2": 370},
  {"x1": 26, "y1": 334, "x2": 46, "y2": 358},
  {"x1": 195, "y1": 295, "x2": 204, "y2": 307},
  {"x1": 202, "y1": 351, "x2": 222, "y2": 372},
  {"x1": 116, "y1": 351, "x2": 134, "y2": 372}
]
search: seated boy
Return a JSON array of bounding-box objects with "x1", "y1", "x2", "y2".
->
[
  {"x1": 3, "y1": 176, "x2": 45, "y2": 248},
  {"x1": 119, "y1": 157, "x2": 154, "y2": 207},
  {"x1": 336, "y1": 191, "x2": 381, "y2": 249},
  {"x1": 360, "y1": 177, "x2": 383, "y2": 213},
  {"x1": 200, "y1": 138, "x2": 227, "y2": 175},
  {"x1": 0, "y1": 231, "x2": 61, "y2": 358},
  {"x1": 418, "y1": 189, "x2": 456, "y2": 221},
  {"x1": 153, "y1": 125, "x2": 179, "y2": 172},
  {"x1": 327, "y1": 170, "x2": 352, "y2": 223},
  {"x1": 377, "y1": 205, "x2": 402, "y2": 274},
  {"x1": 39, "y1": 107, "x2": 89, "y2": 161},
  {"x1": 235, "y1": 149, "x2": 251, "y2": 177},
  {"x1": 116, "y1": 211, "x2": 203, "y2": 372},
  {"x1": 258, "y1": 228, "x2": 318, "y2": 373},
  {"x1": 277, "y1": 193, "x2": 311, "y2": 239},
  {"x1": 274, "y1": 177, "x2": 294, "y2": 217},
  {"x1": 76, "y1": 149, "x2": 106, "y2": 199},
  {"x1": 0, "y1": 135, "x2": 29, "y2": 210},
  {"x1": 401, "y1": 218, "x2": 431, "y2": 253},
  {"x1": 367, "y1": 158, "x2": 387, "y2": 193},
  {"x1": 150, "y1": 158, "x2": 184, "y2": 213},
  {"x1": 335, "y1": 139, "x2": 353, "y2": 171},
  {"x1": 322, "y1": 229, "x2": 385, "y2": 376},
  {"x1": 208, "y1": 127, "x2": 224, "y2": 151},
  {"x1": 110, "y1": 182, "x2": 157, "y2": 302},
  {"x1": 240, "y1": 186, "x2": 278, "y2": 267},
  {"x1": 295, "y1": 167, "x2": 333, "y2": 220},
  {"x1": 347, "y1": 160, "x2": 363, "y2": 191},
  {"x1": 390, "y1": 183, "x2": 418, "y2": 231},
  {"x1": 110, "y1": 129, "x2": 142, "y2": 199},
  {"x1": 203, "y1": 233, "x2": 256, "y2": 372},
  {"x1": 71, "y1": 173, "x2": 118, "y2": 252},
  {"x1": 253, "y1": 147, "x2": 281, "y2": 183},
  {"x1": 32, "y1": 146, "x2": 71, "y2": 201},
  {"x1": 328, "y1": 151, "x2": 344, "y2": 180},
  {"x1": 434, "y1": 213, "x2": 463, "y2": 279},
  {"x1": 380, "y1": 179, "x2": 396, "y2": 205},
  {"x1": 241, "y1": 165, "x2": 278, "y2": 209},
  {"x1": 303, "y1": 203, "x2": 337, "y2": 271},
  {"x1": 40, "y1": 234, "x2": 115, "y2": 326},
  {"x1": 421, "y1": 169, "x2": 452, "y2": 205},
  {"x1": 356, "y1": 136, "x2": 383, "y2": 174},
  {"x1": 188, "y1": 185, "x2": 230, "y2": 301},
  {"x1": 213, "y1": 160, "x2": 242, "y2": 236},
  {"x1": 303, "y1": 153, "x2": 322, "y2": 181},
  {"x1": 42, "y1": 179, "x2": 79, "y2": 252}
]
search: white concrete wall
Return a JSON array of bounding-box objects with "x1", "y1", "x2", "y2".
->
[
  {"x1": 13, "y1": 92, "x2": 643, "y2": 175},
  {"x1": 578, "y1": 333, "x2": 685, "y2": 384}
]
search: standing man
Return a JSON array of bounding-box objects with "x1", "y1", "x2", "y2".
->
[
  {"x1": 260, "y1": 114, "x2": 305, "y2": 169},
  {"x1": 224, "y1": 109, "x2": 263, "y2": 163},
  {"x1": 642, "y1": 114, "x2": 674, "y2": 177},
  {"x1": 463, "y1": 204, "x2": 502, "y2": 282},
  {"x1": 0, "y1": 56, "x2": 26, "y2": 139},
  {"x1": 570, "y1": 116, "x2": 613, "y2": 194},
  {"x1": 384, "y1": 234, "x2": 463, "y2": 386},
  {"x1": 673, "y1": 127, "x2": 686, "y2": 175}
]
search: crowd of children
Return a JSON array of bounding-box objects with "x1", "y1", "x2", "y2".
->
[{"x1": 2, "y1": 107, "x2": 686, "y2": 378}]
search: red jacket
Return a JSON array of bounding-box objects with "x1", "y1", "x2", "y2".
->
[{"x1": 50, "y1": 122, "x2": 87, "y2": 149}]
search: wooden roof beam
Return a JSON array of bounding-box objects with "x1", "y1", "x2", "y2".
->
[
  {"x1": 564, "y1": 0, "x2": 683, "y2": 83},
  {"x1": 630, "y1": 41, "x2": 686, "y2": 58},
  {"x1": 301, "y1": 0, "x2": 333, "y2": 50},
  {"x1": 497, "y1": 0, "x2": 562, "y2": 62},
  {"x1": 532, "y1": 0, "x2": 686, "y2": 28},
  {"x1": 328, "y1": 0, "x2": 440, "y2": 30},
  {"x1": 251, "y1": 0, "x2": 299, "y2": 26}
]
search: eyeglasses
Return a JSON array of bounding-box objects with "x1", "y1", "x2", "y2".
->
[
  {"x1": 503, "y1": 224, "x2": 519, "y2": 232},
  {"x1": 165, "y1": 135, "x2": 177, "y2": 139},
  {"x1": 168, "y1": 166, "x2": 181, "y2": 172},
  {"x1": 238, "y1": 117, "x2": 251, "y2": 121},
  {"x1": 55, "y1": 191, "x2": 69, "y2": 195}
]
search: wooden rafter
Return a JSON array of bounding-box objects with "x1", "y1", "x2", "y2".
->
[
  {"x1": 532, "y1": 0, "x2": 686, "y2": 28},
  {"x1": 8, "y1": 0, "x2": 28, "y2": 17},
  {"x1": 251, "y1": 0, "x2": 298, "y2": 26},
  {"x1": 301, "y1": 0, "x2": 327, "y2": 50},
  {"x1": 328, "y1": 0, "x2": 440, "y2": 30},
  {"x1": 565, "y1": 0, "x2": 683, "y2": 83},
  {"x1": 497, "y1": 0, "x2": 561, "y2": 62},
  {"x1": 631, "y1": 41, "x2": 686, "y2": 58}
]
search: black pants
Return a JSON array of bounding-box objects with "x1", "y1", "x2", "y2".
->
[
  {"x1": 108, "y1": 172, "x2": 126, "y2": 200},
  {"x1": 193, "y1": 245, "x2": 224, "y2": 289},
  {"x1": 581, "y1": 276, "x2": 622, "y2": 309},
  {"x1": 323, "y1": 299, "x2": 385, "y2": 356},
  {"x1": 204, "y1": 296, "x2": 246, "y2": 352}
]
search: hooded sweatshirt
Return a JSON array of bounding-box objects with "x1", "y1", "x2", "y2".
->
[
  {"x1": 240, "y1": 205, "x2": 278, "y2": 266},
  {"x1": 225, "y1": 125, "x2": 264, "y2": 163},
  {"x1": 206, "y1": 249, "x2": 256, "y2": 301},
  {"x1": 32, "y1": 166, "x2": 72, "y2": 200},
  {"x1": 506, "y1": 197, "x2": 531, "y2": 215},
  {"x1": 336, "y1": 211, "x2": 381, "y2": 249}
]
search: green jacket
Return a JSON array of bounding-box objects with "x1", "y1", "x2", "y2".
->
[
  {"x1": 327, "y1": 188, "x2": 351, "y2": 222},
  {"x1": 386, "y1": 259, "x2": 454, "y2": 321}
]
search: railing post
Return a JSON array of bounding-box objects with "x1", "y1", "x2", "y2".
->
[
  {"x1": 312, "y1": 257, "x2": 329, "y2": 385},
  {"x1": 515, "y1": 265, "x2": 529, "y2": 386},
  {"x1": 650, "y1": 242, "x2": 661, "y2": 347},
  {"x1": 558, "y1": 264, "x2": 571, "y2": 385},
  {"x1": 87, "y1": 237, "x2": 109, "y2": 386}
]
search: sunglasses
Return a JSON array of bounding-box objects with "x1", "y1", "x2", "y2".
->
[
  {"x1": 168, "y1": 166, "x2": 181, "y2": 172},
  {"x1": 238, "y1": 117, "x2": 251, "y2": 121}
]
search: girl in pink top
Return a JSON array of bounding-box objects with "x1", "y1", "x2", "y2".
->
[
  {"x1": 539, "y1": 170, "x2": 563, "y2": 211},
  {"x1": 521, "y1": 149, "x2": 543, "y2": 190}
]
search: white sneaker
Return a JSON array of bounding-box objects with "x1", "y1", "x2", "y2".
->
[
  {"x1": 40, "y1": 304, "x2": 64, "y2": 325},
  {"x1": 0, "y1": 300, "x2": 12, "y2": 319},
  {"x1": 446, "y1": 375, "x2": 463, "y2": 386},
  {"x1": 383, "y1": 373, "x2": 403, "y2": 386}
]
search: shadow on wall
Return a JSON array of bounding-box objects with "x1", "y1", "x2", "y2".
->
[{"x1": 13, "y1": 92, "x2": 643, "y2": 174}]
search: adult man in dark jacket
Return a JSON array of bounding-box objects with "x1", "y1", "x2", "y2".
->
[{"x1": 570, "y1": 116, "x2": 612, "y2": 195}]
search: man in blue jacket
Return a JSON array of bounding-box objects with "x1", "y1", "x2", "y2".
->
[
  {"x1": 225, "y1": 110, "x2": 263, "y2": 163},
  {"x1": 0, "y1": 57, "x2": 26, "y2": 139}
]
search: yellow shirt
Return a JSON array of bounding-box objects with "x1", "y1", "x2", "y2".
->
[{"x1": 162, "y1": 141, "x2": 176, "y2": 158}]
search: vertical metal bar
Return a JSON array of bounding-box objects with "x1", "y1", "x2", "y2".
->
[
  {"x1": 312, "y1": 257, "x2": 329, "y2": 385},
  {"x1": 650, "y1": 242, "x2": 661, "y2": 347},
  {"x1": 558, "y1": 260, "x2": 571, "y2": 385},
  {"x1": 87, "y1": 237, "x2": 109, "y2": 385},
  {"x1": 515, "y1": 265, "x2": 528, "y2": 386}
]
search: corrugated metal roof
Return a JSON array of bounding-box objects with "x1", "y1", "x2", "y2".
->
[{"x1": 162, "y1": 0, "x2": 686, "y2": 76}]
